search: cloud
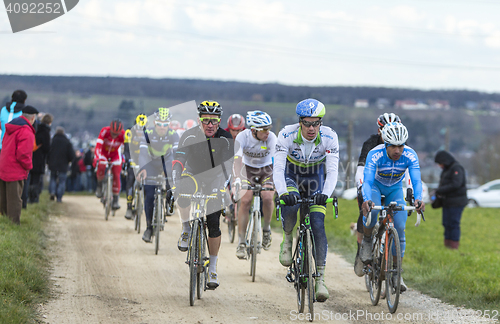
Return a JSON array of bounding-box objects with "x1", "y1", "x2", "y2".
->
[{"x1": 390, "y1": 5, "x2": 426, "y2": 23}]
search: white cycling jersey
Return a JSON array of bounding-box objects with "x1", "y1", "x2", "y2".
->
[
  {"x1": 234, "y1": 129, "x2": 276, "y2": 168},
  {"x1": 273, "y1": 123, "x2": 340, "y2": 197}
]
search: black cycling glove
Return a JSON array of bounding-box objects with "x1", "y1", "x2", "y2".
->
[
  {"x1": 313, "y1": 193, "x2": 329, "y2": 206},
  {"x1": 279, "y1": 193, "x2": 298, "y2": 206}
]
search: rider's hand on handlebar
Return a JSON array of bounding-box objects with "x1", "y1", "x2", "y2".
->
[
  {"x1": 362, "y1": 200, "x2": 373, "y2": 216},
  {"x1": 312, "y1": 193, "x2": 329, "y2": 206},
  {"x1": 280, "y1": 193, "x2": 298, "y2": 206},
  {"x1": 415, "y1": 199, "x2": 425, "y2": 213},
  {"x1": 136, "y1": 169, "x2": 147, "y2": 181}
]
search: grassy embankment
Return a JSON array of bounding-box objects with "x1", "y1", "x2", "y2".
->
[
  {"x1": 0, "y1": 194, "x2": 51, "y2": 324},
  {"x1": 273, "y1": 198, "x2": 500, "y2": 311}
]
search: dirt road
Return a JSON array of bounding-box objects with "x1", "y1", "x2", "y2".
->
[{"x1": 39, "y1": 196, "x2": 491, "y2": 323}]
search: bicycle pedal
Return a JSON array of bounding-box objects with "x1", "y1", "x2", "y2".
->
[{"x1": 286, "y1": 271, "x2": 294, "y2": 283}]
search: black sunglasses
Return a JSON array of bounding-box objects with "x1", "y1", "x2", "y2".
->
[{"x1": 301, "y1": 119, "x2": 322, "y2": 127}]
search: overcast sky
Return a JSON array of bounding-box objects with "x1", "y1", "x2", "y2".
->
[{"x1": 2, "y1": 0, "x2": 500, "y2": 92}]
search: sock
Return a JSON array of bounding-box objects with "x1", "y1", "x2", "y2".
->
[
  {"x1": 317, "y1": 265, "x2": 326, "y2": 283},
  {"x1": 263, "y1": 220, "x2": 271, "y2": 232},
  {"x1": 209, "y1": 255, "x2": 218, "y2": 273},
  {"x1": 182, "y1": 221, "x2": 190, "y2": 233},
  {"x1": 238, "y1": 233, "x2": 245, "y2": 245}
]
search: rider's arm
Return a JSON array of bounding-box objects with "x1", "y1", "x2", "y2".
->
[
  {"x1": 273, "y1": 130, "x2": 288, "y2": 196},
  {"x1": 172, "y1": 130, "x2": 189, "y2": 181},
  {"x1": 138, "y1": 129, "x2": 152, "y2": 170},
  {"x1": 355, "y1": 166, "x2": 364, "y2": 189},
  {"x1": 94, "y1": 128, "x2": 106, "y2": 161},
  {"x1": 404, "y1": 147, "x2": 423, "y2": 201},
  {"x1": 321, "y1": 132, "x2": 340, "y2": 197},
  {"x1": 362, "y1": 149, "x2": 378, "y2": 202},
  {"x1": 232, "y1": 132, "x2": 244, "y2": 178}
]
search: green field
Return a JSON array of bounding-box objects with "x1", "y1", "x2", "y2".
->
[
  {"x1": 272, "y1": 198, "x2": 500, "y2": 311},
  {"x1": 0, "y1": 194, "x2": 51, "y2": 324}
]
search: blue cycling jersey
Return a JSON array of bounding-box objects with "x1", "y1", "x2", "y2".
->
[{"x1": 362, "y1": 144, "x2": 423, "y2": 201}]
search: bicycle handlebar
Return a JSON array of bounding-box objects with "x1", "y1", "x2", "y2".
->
[
  {"x1": 366, "y1": 202, "x2": 425, "y2": 227},
  {"x1": 276, "y1": 197, "x2": 339, "y2": 221}
]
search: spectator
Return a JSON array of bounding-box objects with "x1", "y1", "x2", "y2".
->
[
  {"x1": 29, "y1": 113, "x2": 52, "y2": 203},
  {"x1": 83, "y1": 143, "x2": 96, "y2": 192},
  {"x1": 68, "y1": 150, "x2": 83, "y2": 192},
  {"x1": 434, "y1": 150, "x2": 468, "y2": 250},
  {"x1": 0, "y1": 105, "x2": 38, "y2": 224},
  {"x1": 48, "y1": 127, "x2": 75, "y2": 202},
  {"x1": 0, "y1": 90, "x2": 27, "y2": 154},
  {"x1": 77, "y1": 149, "x2": 86, "y2": 190}
]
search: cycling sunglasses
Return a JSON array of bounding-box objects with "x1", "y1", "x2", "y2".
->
[
  {"x1": 301, "y1": 119, "x2": 322, "y2": 128},
  {"x1": 155, "y1": 121, "x2": 170, "y2": 127},
  {"x1": 199, "y1": 117, "x2": 221, "y2": 125},
  {"x1": 253, "y1": 126, "x2": 272, "y2": 132}
]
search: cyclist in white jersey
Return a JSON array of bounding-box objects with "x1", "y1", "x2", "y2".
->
[
  {"x1": 233, "y1": 111, "x2": 277, "y2": 259},
  {"x1": 273, "y1": 98, "x2": 339, "y2": 302}
]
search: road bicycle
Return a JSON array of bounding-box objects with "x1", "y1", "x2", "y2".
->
[
  {"x1": 132, "y1": 166, "x2": 144, "y2": 234},
  {"x1": 365, "y1": 189, "x2": 424, "y2": 314},
  {"x1": 277, "y1": 195, "x2": 338, "y2": 321},
  {"x1": 240, "y1": 178, "x2": 274, "y2": 282},
  {"x1": 179, "y1": 191, "x2": 221, "y2": 306}
]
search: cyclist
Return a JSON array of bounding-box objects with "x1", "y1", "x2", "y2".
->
[
  {"x1": 359, "y1": 122, "x2": 425, "y2": 292},
  {"x1": 233, "y1": 111, "x2": 276, "y2": 259},
  {"x1": 172, "y1": 100, "x2": 234, "y2": 289},
  {"x1": 353, "y1": 113, "x2": 401, "y2": 277},
  {"x1": 123, "y1": 114, "x2": 147, "y2": 220},
  {"x1": 274, "y1": 98, "x2": 339, "y2": 302},
  {"x1": 169, "y1": 120, "x2": 184, "y2": 137},
  {"x1": 135, "y1": 108, "x2": 179, "y2": 243},
  {"x1": 225, "y1": 113, "x2": 245, "y2": 139},
  {"x1": 94, "y1": 119, "x2": 126, "y2": 210}
]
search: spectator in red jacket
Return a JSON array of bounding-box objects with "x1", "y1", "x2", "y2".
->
[{"x1": 0, "y1": 105, "x2": 38, "y2": 224}]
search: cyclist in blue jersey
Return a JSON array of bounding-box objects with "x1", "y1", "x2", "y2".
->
[
  {"x1": 359, "y1": 122, "x2": 425, "y2": 292},
  {"x1": 274, "y1": 98, "x2": 339, "y2": 302}
]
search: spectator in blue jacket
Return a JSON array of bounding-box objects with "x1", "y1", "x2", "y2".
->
[{"x1": 0, "y1": 90, "x2": 27, "y2": 153}]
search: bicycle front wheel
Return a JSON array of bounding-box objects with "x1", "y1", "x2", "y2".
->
[
  {"x1": 227, "y1": 205, "x2": 236, "y2": 243},
  {"x1": 295, "y1": 228, "x2": 305, "y2": 313},
  {"x1": 155, "y1": 196, "x2": 162, "y2": 255},
  {"x1": 250, "y1": 211, "x2": 260, "y2": 282},
  {"x1": 369, "y1": 225, "x2": 382, "y2": 306},
  {"x1": 136, "y1": 188, "x2": 143, "y2": 234},
  {"x1": 197, "y1": 222, "x2": 206, "y2": 299},
  {"x1": 305, "y1": 228, "x2": 314, "y2": 320},
  {"x1": 189, "y1": 220, "x2": 199, "y2": 306},
  {"x1": 386, "y1": 227, "x2": 401, "y2": 314},
  {"x1": 104, "y1": 182, "x2": 110, "y2": 221}
]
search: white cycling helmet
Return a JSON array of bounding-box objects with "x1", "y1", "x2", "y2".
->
[
  {"x1": 381, "y1": 122, "x2": 408, "y2": 145},
  {"x1": 377, "y1": 113, "x2": 401, "y2": 128},
  {"x1": 246, "y1": 110, "x2": 272, "y2": 128}
]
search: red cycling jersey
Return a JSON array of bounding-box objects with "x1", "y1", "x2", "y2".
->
[{"x1": 94, "y1": 126, "x2": 125, "y2": 164}]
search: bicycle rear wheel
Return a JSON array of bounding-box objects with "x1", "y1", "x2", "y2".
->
[
  {"x1": 136, "y1": 188, "x2": 143, "y2": 234},
  {"x1": 369, "y1": 225, "x2": 382, "y2": 306},
  {"x1": 189, "y1": 220, "x2": 199, "y2": 306},
  {"x1": 386, "y1": 227, "x2": 401, "y2": 314},
  {"x1": 305, "y1": 228, "x2": 314, "y2": 320},
  {"x1": 250, "y1": 211, "x2": 260, "y2": 282},
  {"x1": 197, "y1": 223, "x2": 206, "y2": 299}
]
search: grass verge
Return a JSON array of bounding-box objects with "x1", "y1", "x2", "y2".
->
[
  {"x1": 0, "y1": 193, "x2": 51, "y2": 324},
  {"x1": 272, "y1": 198, "x2": 500, "y2": 311}
]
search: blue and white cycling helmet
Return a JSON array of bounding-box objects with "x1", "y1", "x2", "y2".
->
[
  {"x1": 381, "y1": 122, "x2": 408, "y2": 145},
  {"x1": 246, "y1": 110, "x2": 272, "y2": 129},
  {"x1": 296, "y1": 98, "x2": 326, "y2": 118}
]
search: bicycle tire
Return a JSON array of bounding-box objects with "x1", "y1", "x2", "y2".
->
[
  {"x1": 386, "y1": 227, "x2": 401, "y2": 314},
  {"x1": 189, "y1": 220, "x2": 199, "y2": 306},
  {"x1": 246, "y1": 210, "x2": 254, "y2": 266},
  {"x1": 136, "y1": 188, "x2": 143, "y2": 234},
  {"x1": 251, "y1": 210, "x2": 260, "y2": 282},
  {"x1": 369, "y1": 225, "x2": 382, "y2": 306},
  {"x1": 106, "y1": 173, "x2": 112, "y2": 220},
  {"x1": 228, "y1": 217, "x2": 235, "y2": 243},
  {"x1": 154, "y1": 195, "x2": 161, "y2": 255},
  {"x1": 133, "y1": 186, "x2": 139, "y2": 231},
  {"x1": 103, "y1": 184, "x2": 110, "y2": 221},
  {"x1": 295, "y1": 227, "x2": 305, "y2": 313},
  {"x1": 197, "y1": 223, "x2": 206, "y2": 299},
  {"x1": 305, "y1": 228, "x2": 314, "y2": 320}
]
